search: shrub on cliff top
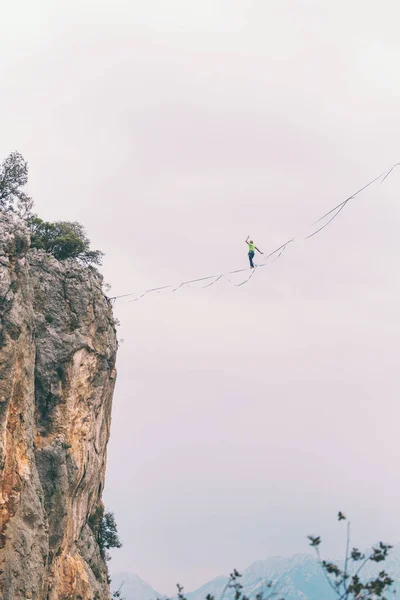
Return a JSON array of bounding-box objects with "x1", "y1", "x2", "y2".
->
[
  {"x1": 28, "y1": 217, "x2": 104, "y2": 265},
  {"x1": 0, "y1": 150, "x2": 103, "y2": 265}
]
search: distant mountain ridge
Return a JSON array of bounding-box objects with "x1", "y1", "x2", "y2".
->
[
  {"x1": 184, "y1": 554, "x2": 337, "y2": 600},
  {"x1": 112, "y1": 547, "x2": 400, "y2": 600},
  {"x1": 111, "y1": 572, "x2": 164, "y2": 600}
]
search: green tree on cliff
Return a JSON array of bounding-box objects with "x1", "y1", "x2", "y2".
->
[
  {"x1": 89, "y1": 506, "x2": 122, "y2": 561},
  {"x1": 0, "y1": 150, "x2": 103, "y2": 265},
  {"x1": 0, "y1": 151, "x2": 33, "y2": 217}
]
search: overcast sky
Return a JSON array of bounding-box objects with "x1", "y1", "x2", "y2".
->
[{"x1": 2, "y1": 0, "x2": 400, "y2": 594}]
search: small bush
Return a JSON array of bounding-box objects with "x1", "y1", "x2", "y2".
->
[
  {"x1": 28, "y1": 217, "x2": 103, "y2": 265},
  {"x1": 89, "y1": 506, "x2": 122, "y2": 561},
  {"x1": 99, "y1": 511, "x2": 122, "y2": 559}
]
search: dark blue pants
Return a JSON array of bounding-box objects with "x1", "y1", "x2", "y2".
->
[{"x1": 248, "y1": 251, "x2": 255, "y2": 268}]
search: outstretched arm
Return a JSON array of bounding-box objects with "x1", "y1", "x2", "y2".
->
[
  {"x1": 255, "y1": 246, "x2": 263, "y2": 254},
  {"x1": 245, "y1": 235, "x2": 249, "y2": 244}
]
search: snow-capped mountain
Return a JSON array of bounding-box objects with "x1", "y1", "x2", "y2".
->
[
  {"x1": 112, "y1": 547, "x2": 400, "y2": 600},
  {"x1": 185, "y1": 554, "x2": 337, "y2": 600},
  {"x1": 111, "y1": 572, "x2": 164, "y2": 600}
]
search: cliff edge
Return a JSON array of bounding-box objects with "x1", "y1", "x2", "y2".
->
[{"x1": 0, "y1": 214, "x2": 117, "y2": 599}]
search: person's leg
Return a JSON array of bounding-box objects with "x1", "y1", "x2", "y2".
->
[{"x1": 248, "y1": 251, "x2": 254, "y2": 268}]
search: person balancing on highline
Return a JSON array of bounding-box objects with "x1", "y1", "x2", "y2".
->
[{"x1": 245, "y1": 236, "x2": 263, "y2": 268}]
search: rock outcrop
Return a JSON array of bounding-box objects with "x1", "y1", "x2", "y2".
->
[{"x1": 0, "y1": 215, "x2": 117, "y2": 599}]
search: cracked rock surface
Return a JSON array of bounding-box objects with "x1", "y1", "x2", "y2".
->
[{"x1": 0, "y1": 214, "x2": 117, "y2": 599}]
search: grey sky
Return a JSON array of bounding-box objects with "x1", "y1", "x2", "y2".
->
[{"x1": 2, "y1": 0, "x2": 400, "y2": 594}]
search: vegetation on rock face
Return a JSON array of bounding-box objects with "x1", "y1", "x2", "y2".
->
[
  {"x1": 89, "y1": 505, "x2": 122, "y2": 561},
  {"x1": 99, "y1": 511, "x2": 123, "y2": 558},
  {"x1": 0, "y1": 151, "x2": 103, "y2": 265}
]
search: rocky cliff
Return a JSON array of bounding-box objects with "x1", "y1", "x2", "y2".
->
[{"x1": 0, "y1": 215, "x2": 118, "y2": 599}]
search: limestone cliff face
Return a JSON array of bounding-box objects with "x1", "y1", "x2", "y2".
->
[{"x1": 0, "y1": 215, "x2": 118, "y2": 600}]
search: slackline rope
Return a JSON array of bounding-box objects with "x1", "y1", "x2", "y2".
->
[{"x1": 109, "y1": 163, "x2": 399, "y2": 305}]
